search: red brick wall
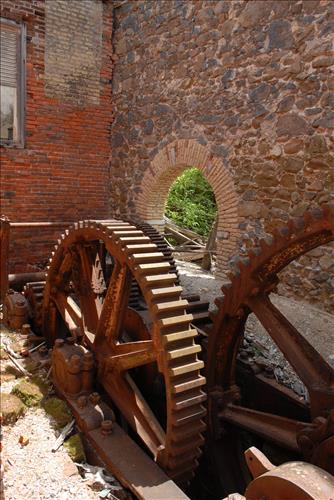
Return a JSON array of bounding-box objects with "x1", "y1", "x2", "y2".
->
[{"x1": 0, "y1": 0, "x2": 113, "y2": 272}]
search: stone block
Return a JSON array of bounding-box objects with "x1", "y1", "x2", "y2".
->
[
  {"x1": 1, "y1": 393, "x2": 26, "y2": 424},
  {"x1": 277, "y1": 113, "x2": 312, "y2": 137}
]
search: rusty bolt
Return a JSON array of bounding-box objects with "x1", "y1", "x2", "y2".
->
[
  {"x1": 83, "y1": 352, "x2": 93, "y2": 362},
  {"x1": 89, "y1": 392, "x2": 101, "y2": 405},
  {"x1": 108, "y1": 409, "x2": 116, "y2": 422},
  {"x1": 297, "y1": 434, "x2": 315, "y2": 454},
  {"x1": 239, "y1": 349, "x2": 248, "y2": 360},
  {"x1": 236, "y1": 308, "x2": 244, "y2": 318},
  {"x1": 100, "y1": 420, "x2": 113, "y2": 436},
  {"x1": 264, "y1": 366, "x2": 274, "y2": 378},
  {"x1": 22, "y1": 324, "x2": 31, "y2": 335},
  {"x1": 77, "y1": 395, "x2": 88, "y2": 408},
  {"x1": 55, "y1": 339, "x2": 65, "y2": 348},
  {"x1": 66, "y1": 336, "x2": 76, "y2": 345},
  {"x1": 20, "y1": 348, "x2": 29, "y2": 357},
  {"x1": 39, "y1": 346, "x2": 49, "y2": 357}
]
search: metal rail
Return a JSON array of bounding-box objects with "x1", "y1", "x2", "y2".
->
[{"x1": 10, "y1": 221, "x2": 72, "y2": 228}]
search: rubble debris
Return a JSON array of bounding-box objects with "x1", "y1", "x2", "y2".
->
[
  {"x1": 52, "y1": 419, "x2": 75, "y2": 452},
  {"x1": 1, "y1": 393, "x2": 26, "y2": 424},
  {"x1": 18, "y1": 435, "x2": 29, "y2": 446}
]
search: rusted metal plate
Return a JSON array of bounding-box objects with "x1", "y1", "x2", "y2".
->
[
  {"x1": 245, "y1": 461, "x2": 334, "y2": 500},
  {"x1": 88, "y1": 424, "x2": 189, "y2": 500},
  {"x1": 55, "y1": 376, "x2": 189, "y2": 500},
  {"x1": 0, "y1": 216, "x2": 10, "y2": 303}
]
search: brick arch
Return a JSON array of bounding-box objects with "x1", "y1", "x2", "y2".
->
[{"x1": 135, "y1": 139, "x2": 240, "y2": 276}]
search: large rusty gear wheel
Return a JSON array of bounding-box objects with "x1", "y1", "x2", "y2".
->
[
  {"x1": 206, "y1": 204, "x2": 334, "y2": 494},
  {"x1": 42, "y1": 219, "x2": 206, "y2": 483}
]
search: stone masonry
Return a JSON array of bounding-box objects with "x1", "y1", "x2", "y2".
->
[{"x1": 110, "y1": 0, "x2": 334, "y2": 312}]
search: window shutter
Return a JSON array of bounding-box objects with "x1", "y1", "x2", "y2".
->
[{"x1": 0, "y1": 24, "x2": 18, "y2": 88}]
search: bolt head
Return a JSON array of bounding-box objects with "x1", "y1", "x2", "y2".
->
[
  {"x1": 101, "y1": 420, "x2": 113, "y2": 435},
  {"x1": 83, "y1": 352, "x2": 93, "y2": 361},
  {"x1": 39, "y1": 346, "x2": 48, "y2": 356},
  {"x1": 22, "y1": 324, "x2": 31, "y2": 334},
  {"x1": 55, "y1": 339, "x2": 65, "y2": 348},
  {"x1": 77, "y1": 395, "x2": 88, "y2": 408},
  {"x1": 89, "y1": 392, "x2": 100, "y2": 405}
]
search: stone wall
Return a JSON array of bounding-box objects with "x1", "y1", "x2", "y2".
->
[
  {"x1": 0, "y1": 0, "x2": 113, "y2": 272},
  {"x1": 111, "y1": 0, "x2": 334, "y2": 312}
]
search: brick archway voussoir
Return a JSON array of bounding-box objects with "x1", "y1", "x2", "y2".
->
[{"x1": 135, "y1": 139, "x2": 240, "y2": 274}]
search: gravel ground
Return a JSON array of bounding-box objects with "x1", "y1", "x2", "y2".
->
[
  {"x1": 0, "y1": 328, "x2": 128, "y2": 500},
  {"x1": 2, "y1": 408, "x2": 99, "y2": 500}
]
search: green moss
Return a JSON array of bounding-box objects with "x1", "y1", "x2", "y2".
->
[
  {"x1": 30, "y1": 375, "x2": 50, "y2": 395},
  {"x1": 43, "y1": 397, "x2": 72, "y2": 428},
  {"x1": 1, "y1": 393, "x2": 26, "y2": 424},
  {"x1": 64, "y1": 434, "x2": 86, "y2": 463},
  {"x1": 11, "y1": 379, "x2": 44, "y2": 407}
]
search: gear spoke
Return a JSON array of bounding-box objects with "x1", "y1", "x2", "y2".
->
[
  {"x1": 248, "y1": 293, "x2": 334, "y2": 408},
  {"x1": 104, "y1": 372, "x2": 166, "y2": 458},
  {"x1": 108, "y1": 340, "x2": 156, "y2": 371},
  {"x1": 95, "y1": 261, "x2": 132, "y2": 343},
  {"x1": 220, "y1": 404, "x2": 311, "y2": 452},
  {"x1": 74, "y1": 244, "x2": 100, "y2": 333},
  {"x1": 52, "y1": 292, "x2": 83, "y2": 334}
]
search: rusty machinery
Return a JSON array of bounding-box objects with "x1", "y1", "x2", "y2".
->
[
  {"x1": 1, "y1": 206, "x2": 334, "y2": 499},
  {"x1": 205, "y1": 204, "x2": 334, "y2": 497}
]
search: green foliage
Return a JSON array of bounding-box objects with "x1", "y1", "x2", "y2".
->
[{"x1": 165, "y1": 168, "x2": 217, "y2": 237}]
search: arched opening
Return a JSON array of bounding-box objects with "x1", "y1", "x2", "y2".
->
[
  {"x1": 135, "y1": 139, "x2": 240, "y2": 278},
  {"x1": 164, "y1": 167, "x2": 218, "y2": 270}
]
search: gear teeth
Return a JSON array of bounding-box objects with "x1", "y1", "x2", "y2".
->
[
  {"x1": 292, "y1": 216, "x2": 305, "y2": 230},
  {"x1": 227, "y1": 269, "x2": 240, "y2": 281},
  {"x1": 43, "y1": 217, "x2": 206, "y2": 483},
  {"x1": 310, "y1": 207, "x2": 324, "y2": 219},
  {"x1": 206, "y1": 202, "x2": 334, "y2": 445},
  {"x1": 248, "y1": 247, "x2": 261, "y2": 258},
  {"x1": 238, "y1": 258, "x2": 250, "y2": 274},
  {"x1": 221, "y1": 283, "x2": 232, "y2": 295},
  {"x1": 327, "y1": 202, "x2": 334, "y2": 215},
  {"x1": 214, "y1": 296, "x2": 224, "y2": 308},
  {"x1": 209, "y1": 309, "x2": 218, "y2": 321},
  {"x1": 278, "y1": 226, "x2": 289, "y2": 237}
]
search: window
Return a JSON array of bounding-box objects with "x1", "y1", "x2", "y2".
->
[{"x1": 0, "y1": 18, "x2": 25, "y2": 147}]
